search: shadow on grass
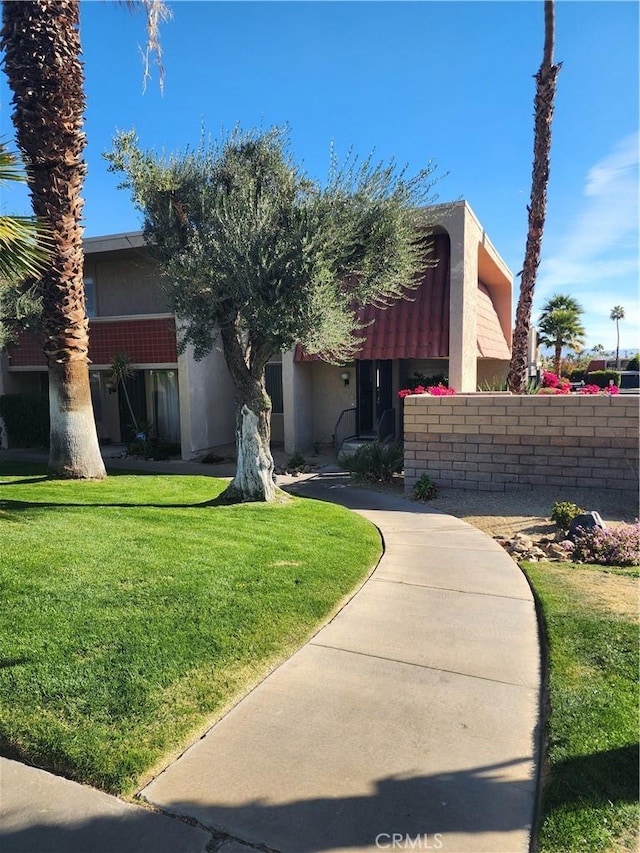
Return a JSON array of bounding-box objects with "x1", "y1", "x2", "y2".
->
[
  {"x1": 0, "y1": 476, "x2": 49, "y2": 486},
  {"x1": 1, "y1": 758, "x2": 537, "y2": 853},
  {"x1": 544, "y1": 743, "x2": 639, "y2": 810},
  {"x1": 0, "y1": 498, "x2": 220, "y2": 511}
]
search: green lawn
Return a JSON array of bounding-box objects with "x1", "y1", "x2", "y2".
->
[
  {"x1": 0, "y1": 462, "x2": 381, "y2": 795},
  {"x1": 523, "y1": 561, "x2": 639, "y2": 852}
]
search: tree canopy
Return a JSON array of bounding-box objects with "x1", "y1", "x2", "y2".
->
[
  {"x1": 107, "y1": 127, "x2": 439, "y2": 365},
  {"x1": 538, "y1": 293, "x2": 586, "y2": 375}
]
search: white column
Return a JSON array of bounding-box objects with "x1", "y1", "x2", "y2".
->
[{"x1": 447, "y1": 202, "x2": 479, "y2": 392}]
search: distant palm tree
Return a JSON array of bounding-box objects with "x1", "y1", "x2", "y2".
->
[
  {"x1": 508, "y1": 0, "x2": 561, "y2": 392},
  {"x1": 538, "y1": 294, "x2": 586, "y2": 376},
  {"x1": 610, "y1": 305, "x2": 625, "y2": 369}
]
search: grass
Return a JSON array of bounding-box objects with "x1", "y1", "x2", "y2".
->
[
  {"x1": 0, "y1": 462, "x2": 381, "y2": 796},
  {"x1": 522, "y1": 560, "x2": 639, "y2": 852}
]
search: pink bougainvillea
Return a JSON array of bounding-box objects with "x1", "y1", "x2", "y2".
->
[
  {"x1": 579, "y1": 384, "x2": 601, "y2": 395},
  {"x1": 398, "y1": 384, "x2": 456, "y2": 398},
  {"x1": 541, "y1": 371, "x2": 571, "y2": 393}
]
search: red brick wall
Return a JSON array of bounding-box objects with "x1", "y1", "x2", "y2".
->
[
  {"x1": 404, "y1": 394, "x2": 639, "y2": 494},
  {"x1": 9, "y1": 317, "x2": 178, "y2": 367}
]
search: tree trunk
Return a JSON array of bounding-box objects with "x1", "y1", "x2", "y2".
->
[
  {"x1": 1, "y1": 0, "x2": 105, "y2": 480},
  {"x1": 507, "y1": 0, "x2": 561, "y2": 393},
  {"x1": 217, "y1": 323, "x2": 276, "y2": 503},
  {"x1": 48, "y1": 362, "x2": 105, "y2": 478},
  {"x1": 554, "y1": 345, "x2": 562, "y2": 377}
]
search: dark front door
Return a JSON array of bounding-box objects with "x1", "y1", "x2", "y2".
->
[{"x1": 356, "y1": 359, "x2": 393, "y2": 436}]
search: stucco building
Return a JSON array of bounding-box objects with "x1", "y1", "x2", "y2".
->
[{"x1": 0, "y1": 201, "x2": 513, "y2": 457}]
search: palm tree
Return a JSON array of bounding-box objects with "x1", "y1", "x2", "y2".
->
[
  {"x1": 0, "y1": 145, "x2": 49, "y2": 283},
  {"x1": 537, "y1": 294, "x2": 586, "y2": 376},
  {"x1": 1, "y1": 0, "x2": 168, "y2": 478},
  {"x1": 507, "y1": 0, "x2": 562, "y2": 393},
  {"x1": 610, "y1": 305, "x2": 625, "y2": 369},
  {"x1": 1, "y1": 0, "x2": 106, "y2": 478}
]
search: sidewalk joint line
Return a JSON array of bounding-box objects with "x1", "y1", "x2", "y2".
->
[
  {"x1": 309, "y1": 642, "x2": 538, "y2": 690},
  {"x1": 371, "y1": 576, "x2": 531, "y2": 602}
]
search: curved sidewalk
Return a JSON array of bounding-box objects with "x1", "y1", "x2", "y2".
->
[{"x1": 142, "y1": 472, "x2": 542, "y2": 853}]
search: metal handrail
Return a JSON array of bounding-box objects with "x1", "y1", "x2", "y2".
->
[
  {"x1": 376, "y1": 407, "x2": 395, "y2": 443},
  {"x1": 334, "y1": 407, "x2": 357, "y2": 453}
]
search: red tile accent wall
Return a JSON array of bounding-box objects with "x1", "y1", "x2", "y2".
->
[{"x1": 9, "y1": 317, "x2": 178, "y2": 367}]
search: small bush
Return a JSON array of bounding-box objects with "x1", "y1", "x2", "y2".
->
[
  {"x1": 586, "y1": 369, "x2": 621, "y2": 388},
  {"x1": 551, "y1": 500, "x2": 584, "y2": 531},
  {"x1": 200, "y1": 451, "x2": 226, "y2": 464},
  {"x1": 625, "y1": 353, "x2": 640, "y2": 372},
  {"x1": 404, "y1": 371, "x2": 448, "y2": 390},
  {"x1": 341, "y1": 440, "x2": 403, "y2": 483},
  {"x1": 568, "y1": 523, "x2": 640, "y2": 567},
  {"x1": 0, "y1": 393, "x2": 49, "y2": 448},
  {"x1": 412, "y1": 474, "x2": 438, "y2": 501},
  {"x1": 287, "y1": 452, "x2": 306, "y2": 470},
  {"x1": 127, "y1": 437, "x2": 180, "y2": 461}
]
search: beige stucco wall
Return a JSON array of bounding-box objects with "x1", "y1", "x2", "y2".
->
[
  {"x1": 178, "y1": 341, "x2": 236, "y2": 458},
  {"x1": 86, "y1": 253, "x2": 170, "y2": 317},
  {"x1": 282, "y1": 354, "x2": 314, "y2": 453},
  {"x1": 310, "y1": 361, "x2": 357, "y2": 447},
  {"x1": 404, "y1": 393, "x2": 639, "y2": 494},
  {"x1": 476, "y1": 359, "x2": 510, "y2": 388},
  {"x1": 427, "y1": 202, "x2": 512, "y2": 392}
]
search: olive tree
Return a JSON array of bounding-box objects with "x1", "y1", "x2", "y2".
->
[{"x1": 107, "y1": 127, "x2": 439, "y2": 502}]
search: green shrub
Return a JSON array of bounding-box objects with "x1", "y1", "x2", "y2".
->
[
  {"x1": 412, "y1": 474, "x2": 438, "y2": 501},
  {"x1": 0, "y1": 393, "x2": 49, "y2": 448},
  {"x1": 586, "y1": 369, "x2": 621, "y2": 388},
  {"x1": 551, "y1": 500, "x2": 584, "y2": 531},
  {"x1": 287, "y1": 452, "x2": 306, "y2": 470},
  {"x1": 200, "y1": 451, "x2": 226, "y2": 464},
  {"x1": 403, "y1": 371, "x2": 448, "y2": 391},
  {"x1": 341, "y1": 440, "x2": 403, "y2": 483},
  {"x1": 625, "y1": 353, "x2": 640, "y2": 372},
  {"x1": 127, "y1": 437, "x2": 180, "y2": 461}
]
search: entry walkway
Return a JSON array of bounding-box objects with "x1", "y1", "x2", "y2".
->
[{"x1": 0, "y1": 466, "x2": 541, "y2": 853}]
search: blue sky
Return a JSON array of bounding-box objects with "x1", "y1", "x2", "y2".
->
[{"x1": 1, "y1": 0, "x2": 638, "y2": 353}]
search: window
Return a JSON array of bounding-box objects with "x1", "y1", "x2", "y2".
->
[
  {"x1": 265, "y1": 362, "x2": 283, "y2": 414},
  {"x1": 148, "y1": 369, "x2": 180, "y2": 443},
  {"x1": 84, "y1": 277, "x2": 96, "y2": 318}
]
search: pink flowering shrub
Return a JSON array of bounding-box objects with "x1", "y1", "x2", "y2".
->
[
  {"x1": 568, "y1": 523, "x2": 640, "y2": 567},
  {"x1": 427, "y1": 384, "x2": 456, "y2": 396},
  {"x1": 604, "y1": 384, "x2": 620, "y2": 395},
  {"x1": 540, "y1": 372, "x2": 571, "y2": 394},
  {"x1": 579, "y1": 384, "x2": 601, "y2": 395},
  {"x1": 398, "y1": 384, "x2": 456, "y2": 398}
]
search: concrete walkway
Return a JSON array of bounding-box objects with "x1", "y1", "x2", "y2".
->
[{"x1": 0, "y1": 463, "x2": 541, "y2": 853}]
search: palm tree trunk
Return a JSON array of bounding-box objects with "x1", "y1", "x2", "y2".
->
[
  {"x1": 554, "y1": 344, "x2": 562, "y2": 377},
  {"x1": 508, "y1": 0, "x2": 562, "y2": 393},
  {"x1": 1, "y1": 0, "x2": 105, "y2": 478},
  {"x1": 615, "y1": 319, "x2": 620, "y2": 369}
]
